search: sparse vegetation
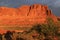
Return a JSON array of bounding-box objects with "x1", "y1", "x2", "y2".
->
[{"x1": 0, "y1": 17, "x2": 60, "y2": 40}]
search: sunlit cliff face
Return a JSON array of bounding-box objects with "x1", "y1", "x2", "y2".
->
[{"x1": 0, "y1": 4, "x2": 58, "y2": 34}]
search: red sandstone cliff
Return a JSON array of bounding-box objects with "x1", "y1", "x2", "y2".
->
[
  {"x1": 0, "y1": 4, "x2": 58, "y2": 26},
  {"x1": 0, "y1": 4, "x2": 58, "y2": 34}
]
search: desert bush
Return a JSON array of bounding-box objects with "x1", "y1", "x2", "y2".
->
[
  {"x1": 26, "y1": 17, "x2": 59, "y2": 40},
  {"x1": 1, "y1": 17, "x2": 60, "y2": 40}
]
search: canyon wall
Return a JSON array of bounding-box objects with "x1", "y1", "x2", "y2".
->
[{"x1": 0, "y1": 4, "x2": 58, "y2": 27}]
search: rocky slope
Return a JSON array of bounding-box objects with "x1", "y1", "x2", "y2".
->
[{"x1": 0, "y1": 4, "x2": 59, "y2": 34}]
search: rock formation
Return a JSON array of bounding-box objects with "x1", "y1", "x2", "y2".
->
[
  {"x1": 0, "y1": 4, "x2": 58, "y2": 34},
  {"x1": 0, "y1": 4, "x2": 58, "y2": 26}
]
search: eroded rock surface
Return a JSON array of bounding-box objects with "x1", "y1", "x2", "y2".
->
[{"x1": 0, "y1": 4, "x2": 58, "y2": 34}]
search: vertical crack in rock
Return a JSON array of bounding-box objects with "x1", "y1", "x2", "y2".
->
[
  {"x1": 27, "y1": 5, "x2": 39, "y2": 16},
  {"x1": 27, "y1": 5, "x2": 34, "y2": 16},
  {"x1": 46, "y1": 10, "x2": 49, "y2": 15},
  {"x1": 46, "y1": 9, "x2": 52, "y2": 16},
  {"x1": 27, "y1": 6, "x2": 31, "y2": 16}
]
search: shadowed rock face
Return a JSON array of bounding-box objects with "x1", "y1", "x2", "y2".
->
[
  {"x1": 0, "y1": 4, "x2": 58, "y2": 34},
  {"x1": 57, "y1": 17, "x2": 60, "y2": 21}
]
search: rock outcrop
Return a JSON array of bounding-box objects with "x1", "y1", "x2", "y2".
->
[
  {"x1": 0, "y1": 4, "x2": 58, "y2": 34},
  {"x1": 0, "y1": 4, "x2": 58, "y2": 26}
]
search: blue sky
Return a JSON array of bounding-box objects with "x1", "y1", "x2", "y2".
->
[{"x1": 0, "y1": 0, "x2": 60, "y2": 16}]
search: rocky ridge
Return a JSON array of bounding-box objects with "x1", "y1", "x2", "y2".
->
[
  {"x1": 0, "y1": 4, "x2": 59, "y2": 34},
  {"x1": 0, "y1": 4, "x2": 58, "y2": 26}
]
